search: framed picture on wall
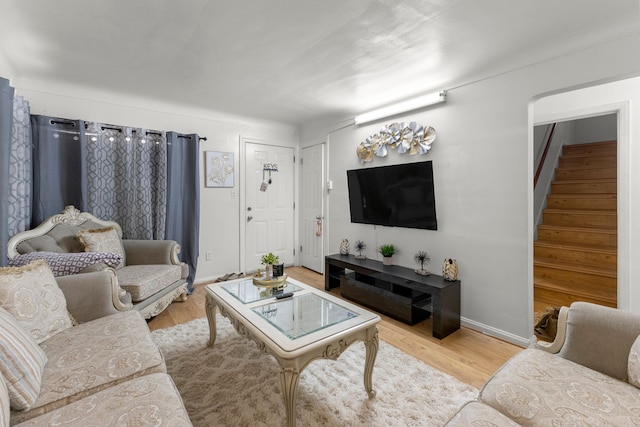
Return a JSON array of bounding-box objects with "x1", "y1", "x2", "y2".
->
[{"x1": 205, "y1": 151, "x2": 234, "y2": 188}]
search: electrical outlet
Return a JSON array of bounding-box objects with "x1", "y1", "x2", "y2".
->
[{"x1": 205, "y1": 251, "x2": 212, "y2": 261}]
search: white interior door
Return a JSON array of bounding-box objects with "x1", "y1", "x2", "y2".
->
[
  {"x1": 300, "y1": 144, "x2": 325, "y2": 273},
  {"x1": 244, "y1": 143, "x2": 295, "y2": 273}
]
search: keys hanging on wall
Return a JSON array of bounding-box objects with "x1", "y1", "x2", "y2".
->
[{"x1": 260, "y1": 163, "x2": 279, "y2": 191}]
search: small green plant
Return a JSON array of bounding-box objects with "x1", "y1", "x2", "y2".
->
[
  {"x1": 414, "y1": 250, "x2": 430, "y2": 270},
  {"x1": 379, "y1": 244, "x2": 396, "y2": 257},
  {"x1": 261, "y1": 252, "x2": 279, "y2": 265}
]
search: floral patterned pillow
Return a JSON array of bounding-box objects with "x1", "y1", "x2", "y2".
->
[
  {"x1": 0, "y1": 260, "x2": 75, "y2": 344},
  {"x1": 8, "y1": 252, "x2": 123, "y2": 276},
  {"x1": 629, "y1": 335, "x2": 640, "y2": 387},
  {"x1": 76, "y1": 226, "x2": 126, "y2": 269}
]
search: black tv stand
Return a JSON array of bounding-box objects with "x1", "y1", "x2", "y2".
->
[{"x1": 325, "y1": 254, "x2": 460, "y2": 339}]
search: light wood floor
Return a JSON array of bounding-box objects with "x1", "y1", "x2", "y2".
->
[{"x1": 148, "y1": 266, "x2": 522, "y2": 389}]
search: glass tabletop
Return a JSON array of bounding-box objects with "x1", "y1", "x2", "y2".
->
[
  {"x1": 252, "y1": 293, "x2": 359, "y2": 340},
  {"x1": 221, "y1": 278, "x2": 302, "y2": 304}
]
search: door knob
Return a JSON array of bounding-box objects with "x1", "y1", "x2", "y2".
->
[{"x1": 247, "y1": 207, "x2": 252, "y2": 211}]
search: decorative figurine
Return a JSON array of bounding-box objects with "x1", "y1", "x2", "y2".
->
[
  {"x1": 443, "y1": 258, "x2": 459, "y2": 281},
  {"x1": 340, "y1": 239, "x2": 350, "y2": 255}
]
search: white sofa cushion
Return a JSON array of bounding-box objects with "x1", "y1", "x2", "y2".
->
[
  {"x1": 0, "y1": 308, "x2": 47, "y2": 411},
  {"x1": 444, "y1": 401, "x2": 521, "y2": 426},
  {"x1": 13, "y1": 373, "x2": 191, "y2": 427},
  {"x1": 0, "y1": 261, "x2": 74, "y2": 344},
  {"x1": 481, "y1": 348, "x2": 640, "y2": 426},
  {"x1": 116, "y1": 265, "x2": 182, "y2": 302}
]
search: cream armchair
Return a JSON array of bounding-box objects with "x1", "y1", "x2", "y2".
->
[
  {"x1": 446, "y1": 302, "x2": 640, "y2": 426},
  {"x1": 7, "y1": 205, "x2": 188, "y2": 322}
]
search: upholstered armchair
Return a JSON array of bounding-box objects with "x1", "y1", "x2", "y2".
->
[{"x1": 7, "y1": 205, "x2": 188, "y2": 322}]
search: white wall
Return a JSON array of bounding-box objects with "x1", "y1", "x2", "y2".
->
[
  {"x1": 10, "y1": 80, "x2": 299, "y2": 284},
  {"x1": 573, "y1": 114, "x2": 617, "y2": 144},
  {"x1": 304, "y1": 32, "x2": 640, "y2": 345}
]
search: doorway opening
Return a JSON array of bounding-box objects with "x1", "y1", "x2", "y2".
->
[{"x1": 533, "y1": 114, "x2": 617, "y2": 340}]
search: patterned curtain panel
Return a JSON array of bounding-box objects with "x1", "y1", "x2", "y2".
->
[
  {"x1": 8, "y1": 94, "x2": 32, "y2": 236},
  {"x1": 85, "y1": 123, "x2": 167, "y2": 239},
  {"x1": 0, "y1": 78, "x2": 14, "y2": 266}
]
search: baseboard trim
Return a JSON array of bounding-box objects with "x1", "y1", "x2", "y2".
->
[{"x1": 461, "y1": 317, "x2": 530, "y2": 348}]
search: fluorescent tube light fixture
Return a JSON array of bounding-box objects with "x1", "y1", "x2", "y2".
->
[{"x1": 354, "y1": 90, "x2": 446, "y2": 125}]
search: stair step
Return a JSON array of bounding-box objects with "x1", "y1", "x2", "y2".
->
[
  {"x1": 546, "y1": 194, "x2": 616, "y2": 210},
  {"x1": 551, "y1": 179, "x2": 616, "y2": 194},
  {"x1": 537, "y1": 225, "x2": 617, "y2": 247},
  {"x1": 534, "y1": 258, "x2": 617, "y2": 289},
  {"x1": 541, "y1": 208, "x2": 616, "y2": 229},
  {"x1": 534, "y1": 280, "x2": 617, "y2": 308},
  {"x1": 559, "y1": 155, "x2": 616, "y2": 169},
  {"x1": 554, "y1": 167, "x2": 616, "y2": 181},
  {"x1": 534, "y1": 241, "x2": 617, "y2": 268},
  {"x1": 562, "y1": 140, "x2": 616, "y2": 156}
]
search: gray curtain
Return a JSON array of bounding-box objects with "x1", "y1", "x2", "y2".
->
[
  {"x1": 0, "y1": 78, "x2": 14, "y2": 266},
  {"x1": 85, "y1": 123, "x2": 167, "y2": 239},
  {"x1": 30, "y1": 116, "x2": 87, "y2": 227},
  {"x1": 166, "y1": 132, "x2": 200, "y2": 291},
  {"x1": 29, "y1": 116, "x2": 200, "y2": 288}
]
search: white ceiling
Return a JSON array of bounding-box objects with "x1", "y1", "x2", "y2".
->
[{"x1": 1, "y1": 0, "x2": 639, "y2": 125}]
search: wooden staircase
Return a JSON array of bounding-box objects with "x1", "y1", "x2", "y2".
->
[{"x1": 534, "y1": 140, "x2": 617, "y2": 318}]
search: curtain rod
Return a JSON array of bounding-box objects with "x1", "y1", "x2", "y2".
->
[
  {"x1": 178, "y1": 135, "x2": 208, "y2": 141},
  {"x1": 50, "y1": 119, "x2": 76, "y2": 127},
  {"x1": 48, "y1": 119, "x2": 206, "y2": 140}
]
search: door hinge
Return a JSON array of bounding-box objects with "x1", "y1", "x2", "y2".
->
[
  {"x1": 300, "y1": 157, "x2": 303, "y2": 165},
  {"x1": 294, "y1": 155, "x2": 296, "y2": 163},
  {"x1": 300, "y1": 245, "x2": 303, "y2": 253},
  {"x1": 293, "y1": 202, "x2": 295, "y2": 210},
  {"x1": 293, "y1": 248, "x2": 296, "y2": 256}
]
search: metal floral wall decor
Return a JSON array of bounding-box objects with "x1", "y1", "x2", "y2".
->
[{"x1": 356, "y1": 122, "x2": 436, "y2": 163}]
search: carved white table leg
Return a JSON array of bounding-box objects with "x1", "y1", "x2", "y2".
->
[
  {"x1": 205, "y1": 294, "x2": 217, "y2": 347},
  {"x1": 363, "y1": 327, "x2": 379, "y2": 398},
  {"x1": 280, "y1": 363, "x2": 301, "y2": 427}
]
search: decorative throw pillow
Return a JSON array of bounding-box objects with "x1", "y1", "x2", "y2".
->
[
  {"x1": 76, "y1": 226, "x2": 126, "y2": 268},
  {"x1": 0, "y1": 260, "x2": 74, "y2": 344},
  {"x1": 0, "y1": 307, "x2": 47, "y2": 411},
  {"x1": 8, "y1": 252, "x2": 123, "y2": 277},
  {"x1": 629, "y1": 335, "x2": 640, "y2": 387}
]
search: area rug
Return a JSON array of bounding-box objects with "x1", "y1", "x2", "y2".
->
[{"x1": 151, "y1": 317, "x2": 477, "y2": 426}]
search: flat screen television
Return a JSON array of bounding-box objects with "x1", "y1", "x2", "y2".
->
[{"x1": 347, "y1": 161, "x2": 437, "y2": 230}]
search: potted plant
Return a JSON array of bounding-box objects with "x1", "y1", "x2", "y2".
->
[
  {"x1": 379, "y1": 244, "x2": 396, "y2": 266},
  {"x1": 414, "y1": 250, "x2": 431, "y2": 275},
  {"x1": 261, "y1": 252, "x2": 279, "y2": 279},
  {"x1": 354, "y1": 240, "x2": 366, "y2": 259}
]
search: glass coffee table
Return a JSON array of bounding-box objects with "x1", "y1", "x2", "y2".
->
[{"x1": 205, "y1": 276, "x2": 380, "y2": 427}]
